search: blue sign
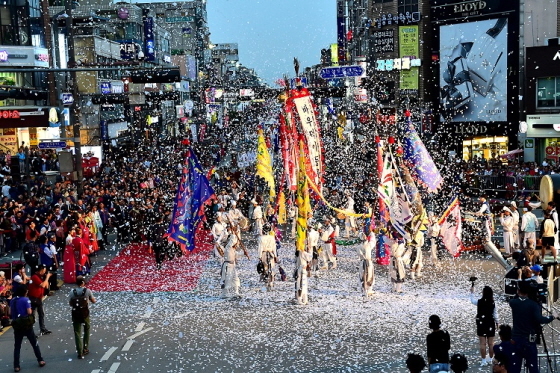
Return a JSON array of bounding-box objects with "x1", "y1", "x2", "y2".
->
[
  {"x1": 38, "y1": 141, "x2": 67, "y2": 149},
  {"x1": 144, "y1": 17, "x2": 155, "y2": 62},
  {"x1": 100, "y1": 82, "x2": 111, "y2": 95},
  {"x1": 60, "y1": 93, "x2": 74, "y2": 105},
  {"x1": 319, "y1": 65, "x2": 365, "y2": 79},
  {"x1": 62, "y1": 108, "x2": 70, "y2": 127}
]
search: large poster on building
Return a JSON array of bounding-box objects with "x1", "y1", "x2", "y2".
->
[{"x1": 439, "y1": 18, "x2": 508, "y2": 122}]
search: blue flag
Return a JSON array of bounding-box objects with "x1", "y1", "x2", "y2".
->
[{"x1": 168, "y1": 148, "x2": 215, "y2": 251}]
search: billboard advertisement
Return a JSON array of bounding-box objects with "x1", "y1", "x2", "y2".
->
[
  {"x1": 439, "y1": 17, "x2": 507, "y2": 122},
  {"x1": 399, "y1": 26, "x2": 419, "y2": 90}
]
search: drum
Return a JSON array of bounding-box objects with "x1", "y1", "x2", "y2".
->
[
  {"x1": 238, "y1": 217, "x2": 250, "y2": 231},
  {"x1": 539, "y1": 174, "x2": 560, "y2": 209}
]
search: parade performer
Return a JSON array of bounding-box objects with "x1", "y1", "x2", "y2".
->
[
  {"x1": 227, "y1": 200, "x2": 245, "y2": 227},
  {"x1": 220, "y1": 225, "x2": 241, "y2": 298},
  {"x1": 363, "y1": 200, "x2": 373, "y2": 235},
  {"x1": 475, "y1": 196, "x2": 492, "y2": 242},
  {"x1": 306, "y1": 222, "x2": 320, "y2": 274},
  {"x1": 63, "y1": 227, "x2": 76, "y2": 283},
  {"x1": 409, "y1": 230, "x2": 425, "y2": 279},
  {"x1": 288, "y1": 204, "x2": 297, "y2": 239},
  {"x1": 294, "y1": 247, "x2": 312, "y2": 305},
  {"x1": 257, "y1": 224, "x2": 277, "y2": 290},
  {"x1": 499, "y1": 207, "x2": 514, "y2": 255},
  {"x1": 521, "y1": 206, "x2": 539, "y2": 248},
  {"x1": 427, "y1": 211, "x2": 441, "y2": 266},
  {"x1": 73, "y1": 227, "x2": 90, "y2": 276},
  {"x1": 376, "y1": 229, "x2": 391, "y2": 265},
  {"x1": 211, "y1": 214, "x2": 227, "y2": 262},
  {"x1": 343, "y1": 191, "x2": 357, "y2": 238},
  {"x1": 509, "y1": 201, "x2": 520, "y2": 249},
  {"x1": 319, "y1": 218, "x2": 337, "y2": 270},
  {"x1": 389, "y1": 235, "x2": 407, "y2": 293},
  {"x1": 251, "y1": 198, "x2": 264, "y2": 236},
  {"x1": 358, "y1": 232, "x2": 375, "y2": 298}
]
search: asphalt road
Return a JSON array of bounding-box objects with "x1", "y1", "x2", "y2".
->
[{"x1": 0, "y1": 234, "x2": 558, "y2": 373}]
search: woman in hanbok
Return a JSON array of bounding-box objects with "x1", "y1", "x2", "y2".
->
[
  {"x1": 85, "y1": 211, "x2": 99, "y2": 253},
  {"x1": 63, "y1": 227, "x2": 76, "y2": 283},
  {"x1": 73, "y1": 227, "x2": 91, "y2": 276},
  {"x1": 358, "y1": 231, "x2": 376, "y2": 298}
]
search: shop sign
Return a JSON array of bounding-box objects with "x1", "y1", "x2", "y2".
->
[
  {"x1": 165, "y1": 16, "x2": 193, "y2": 23},
  {"x1": 374, "y1": 12, "x2": 421, "y2": 29},
  {"x1": 373, "y1": 30, "x2": 394, "y2": 54},
  {"x1": 376, "y1": 58, "x2": 421, "y2": 71},
  {"x1": 0, "y1": 47, "x2": 48, "y2": 67},
  {"x1": 546, "y1": 146, "x2": 560, "y2": 157},
  {"x1": 453, "y1": 124, "x2": 488, "y2": 135},
  {"x1": 0, "y1": 50, "x2": 7, "y2": 62},
  {"x1": 524, "y1": 139, "x2": 534, "y2": 148},
  {"x1": 554, "y1": 123, "x2": 560, "y2": 131},
  {"x1": 0, "y1": 135, "x2": 17, "y2": 143},
  {"x1": 100, "y1": 82, "x2": 111, "y2": 95},
  {"x1": 0, "y1": 110, "x2": 20, "y2": 119}
]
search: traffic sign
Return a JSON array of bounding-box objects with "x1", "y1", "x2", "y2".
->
[
  {"x1": 38, "y1": 141, "x2": 66, "y2": 149},
  {"x1": 319, "y1": 65, "x2": 364, "y2": 79},
  {"x1": 60, "y1": 93, "x2": 74, "y2": 106}
]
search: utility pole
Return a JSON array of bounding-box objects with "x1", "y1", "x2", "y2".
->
[{"x1": 65, "y1": 0, "x2": 84, "y2": 195}]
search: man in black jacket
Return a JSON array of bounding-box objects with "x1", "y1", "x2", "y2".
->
[{"x1": 509, "y1": 281, "x2": 557, "y2": 373}]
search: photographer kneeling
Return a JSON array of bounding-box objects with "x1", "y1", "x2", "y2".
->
[{"x1": 508, "y1": 280, "x2": 557, "y2": 373}]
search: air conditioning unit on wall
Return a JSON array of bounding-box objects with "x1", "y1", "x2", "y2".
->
[{"x1": 546, "y1": 37, "x2": 560, "y2": 46}]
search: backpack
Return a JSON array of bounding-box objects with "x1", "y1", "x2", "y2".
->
[{"x1": 71, "y1": 288, "x2": 90, "y2": 322}]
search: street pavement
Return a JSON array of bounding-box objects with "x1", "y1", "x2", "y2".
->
[{"x1": 0, "y1": 229, "x2": 558, "y2": 372}]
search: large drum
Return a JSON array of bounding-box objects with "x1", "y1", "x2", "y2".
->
[{"x1": 539, "y1": 174, "x2": 560, "y2": 209}]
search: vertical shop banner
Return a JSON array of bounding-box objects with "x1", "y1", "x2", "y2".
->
[
  {"x1": 143, "y1": 17, "x2": 155, "y2": 62},
  {"x1": 336, "y1": 0, "x2": 346, "y2": 63},
  {"x1": 399, "y1": 26, "x2": 419, "y2": 90}
]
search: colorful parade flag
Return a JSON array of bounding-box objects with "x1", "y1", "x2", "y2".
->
[
  {"x1": 256, "y1": 128, "x2": 276, "y2": 197},
  {"x1": 402, "y1": 118, "x2": 443, "y2": 193},
  {"x1": 438, "y1": 196, "x2": 463, "y2": 257},
  {"x1": 296, "y1": 141, "x2": 310, "y2": 251},
  {"x1": 388, "y1": 188, "x2": 413, "y2": 241},
  {"x1": 168, "y1": 149, "x2": 215, "y2": 252},
  {"x1": 277, "y1": 190, "x2": 287, "y2": 225},
  {"x1": 377, "y1": 152, "x2": 393, "y2": 209},
  {"x1": 290, "y1": 88, "x2": 324, "y2": 191}
]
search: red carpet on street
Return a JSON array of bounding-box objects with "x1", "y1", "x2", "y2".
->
[{"x1": 88, "y1": 232, "x2": 213, "y2": 293}]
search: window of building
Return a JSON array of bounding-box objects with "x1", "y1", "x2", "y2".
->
[
  {"x1": 398, "y1": 0, "x2": 419, "y2": 14},
  {"x1": 374, "y1": 0, "x2": 392, "y2": 3},
  {"x1": 537, "y1": 77, "x2": 560, "y2": 108},
  {"x1": 0, "y1": 6, "x2": 15, "y2": 45}
]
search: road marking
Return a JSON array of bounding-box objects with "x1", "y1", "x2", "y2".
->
[
  {"x1": 122, "y1": 339, "x2": 134, "y2": 352},
  {"x1": 100, "y1": 346, "x2": 118, "y2": 361},
  {"x1": 92, "y1": 370, "x2": 101, "y2": 373},
  {"x1": 108, "y1": 362, "x2": 121, "y2": 373},
  {"x1": 143, "y1": 309, "x2": 153, "y2": 318},
  {"x1": 127, "y1": 327, "x2": 153, "y2": 340},
  {"x1": 135, "y1": 322, "x2": 145, "y2": 332}
]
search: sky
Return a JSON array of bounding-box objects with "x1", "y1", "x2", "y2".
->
[{"x1": 206, "y1": 0, "x2": 336, "y2": 86}]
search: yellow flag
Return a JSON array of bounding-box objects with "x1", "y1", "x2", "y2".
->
[
  {"x1": 256, "y1": 128, "x2": 276, "y2": 197},
  {"x1": 296, "y1": 141, "x2": 310, "y2": 251},
  {"x1": 277, "y1": 191, "x2": 287, "y2": 224}
]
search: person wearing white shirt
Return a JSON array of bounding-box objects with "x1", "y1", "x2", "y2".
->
[
  {"x1": 509, "y1": 201, "x2": 520, "y2": 249},
  {"x1": 251, "y1": 199, "x2": 263, "y2": 236},
  {"x1": 343, "y1": 191, "x2": 357, "y2": 238},
  {"x1": 319, "y1": 219, "x2": 337, "y2": 270},
  {"x1": 294, "y1": 248, "x2": 312, "y2": 305},
  {"x1": 211, "y1": 215, "x2": 228, "y2": 262},
  {"x1": 257, "y1": 225, "x2": 277, "y2": 290},
  {"x1": 227, "y1": 201, "x2": 245, "y2": 227},
  {"x1": 220, "y1": 227, "x2": 241, "y2": 298},
  {"x1": 521, "y1": 207, "x2": 539, "y2": 247},
  {"x1": 427, "y1": 212, "x2": 441, "y2": 266},
  {"x1": 358, "y1": 232, "x2": 375, "y2": 298},
  {"x1": 475, "y1": 197, "x2": 492, "y2": 242},
  {"x1": 499, "y1": 207, "x2": 515, "y2": 255},
  {"x1": 1, "y1": 183, "x2": 9, "y2": 199},
  {"x1": 307, "y1": 223, "x2": 320, "y2": 273}
]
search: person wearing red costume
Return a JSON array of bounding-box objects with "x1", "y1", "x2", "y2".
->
[
  {"x1": 73, "y1": 227, "x2": 90, "y2": 276},
  {"x1": 63, "y1": 227, "x2": 77, "y2": 283}
]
